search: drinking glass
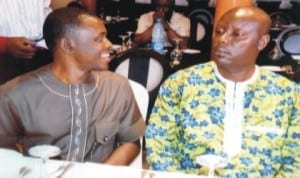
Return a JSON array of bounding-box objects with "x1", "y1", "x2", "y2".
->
[
  {"x1": 170, "y1": 39, "x2": 183, "y2": 66},
  {"x1": 118, "y1": 34, "x2": 128, "y2": 52},
  {"x1": 268, "y1": 38, "x2": 282, "y2": 60},
  {"x1": 29, "y1": 145, "x2": 61, "y2": 178},
  {"x1": 197, "y1": 154, "x2": 228, "y2": 178},
  {"x1": 99, "y1": 7, "x2": 105, "y2": 20},
  {"x1": 115, "y1": 9, "x2": 121, "y2": 22},
  {"x1": 126, "y1": 31, "x2": 134, "y2": 49}
]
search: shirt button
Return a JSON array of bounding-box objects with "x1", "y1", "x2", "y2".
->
[{"x1": 103, "y1": 136, "x2": 108, "y2": 142}]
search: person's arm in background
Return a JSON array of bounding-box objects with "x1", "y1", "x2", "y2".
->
[
  {"x1": 0, "y1": 36, "x2": 36, "y2": 59},
  {"x1": 0, "y1": 37, "x2": 8, "y2": 53},
  {"x1": 81, "y1": 0, "x2": 96, "y2": 15},
  {"x1": 133, "y1": 13, "x2": 154, "y2": 47},
  {"x1": 162, "y1": 18, "x2": 189, "y2": 49},
  {"x1": 161, "y1": 11, "x2": 190, "y2": 49},
  {"x1": 133, "y1": 27, "x2": 153, "y2": 48}
]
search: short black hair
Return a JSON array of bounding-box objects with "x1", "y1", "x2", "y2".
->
[{"x1": 43, "y1": 7, "x2": 90, "y2": 51}]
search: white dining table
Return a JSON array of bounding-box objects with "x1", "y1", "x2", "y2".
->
[{"x1": 0, "y1": 148, "x2": 207, "y2": 178}]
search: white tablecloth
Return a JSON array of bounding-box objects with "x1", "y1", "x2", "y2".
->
[{"x1": 0, "y1": 148, "x2": 207, "y2": 178}]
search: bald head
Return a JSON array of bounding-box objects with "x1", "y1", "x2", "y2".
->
[
  {"x1": 219, "y1": 6, "x2": 271, "y2": 35},
  {"x1": 211, "y1": 6, "x2": 272, "y2": 80}
]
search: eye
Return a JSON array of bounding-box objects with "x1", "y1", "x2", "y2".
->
[
  {"x1": 215, "y1": 28, "x2": 224, "y2": 36},
  {"x1": 95, "y1": 35, "x2": 105, "y2": 43},
  {"x1": 232, "y1": 31, "x2": 242, "y2": 38}
]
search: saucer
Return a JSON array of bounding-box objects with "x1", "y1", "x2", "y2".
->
[
  {"x1": 196, "y1": 154, "x2": 228, "y2": 168},
  {"x1": 260, "y1": 65, "x2": 284, "y2": 72},
  {"x1": 182, "y1": 49, "x2": 201, "y2": 54},
  {"x1": 29, "y1": 145, "x2": 61, "y2": 158}
]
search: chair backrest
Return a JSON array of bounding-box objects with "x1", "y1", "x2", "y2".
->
[
  {"x1": 267, "y1": 26, "x2": 300, "y2": 61},
  {"x1": 129, "y1": 80, "x2": 149, "y2": 119},
  {"x1": 128, "y1": 79, "x2": 149, "y2": 168},
  {"x1": 279, "y1": 26, "x2": 300, "y2": 56},
  {"x1": 270, "y1": 11, "x2": 293, "y2": 29},
  {"x1": 109, "y1": 48, "x2": 171, "y2": 93},
  {"x1": 188, "y1": 8, "x2": 213, "y2": 50}
]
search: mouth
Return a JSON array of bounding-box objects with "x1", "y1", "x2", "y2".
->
[
  {"x1": 100, "y1": 52, "x2": 113, "y2": 63},
  {"x1": 213, "y1": 46, "x2": 231, "y2": 59}
]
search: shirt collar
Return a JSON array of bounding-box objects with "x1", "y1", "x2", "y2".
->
[
  {"x1": 212, "y1": 62, "x2": 259, "y2": 86},
  {"x1": 37, "y1": 65, "x2": 98, "y2": 96}
]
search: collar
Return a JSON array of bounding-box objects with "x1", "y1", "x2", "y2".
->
[
  {"x1": 212, "y1": 62, "x2": 259, "y2": 86},
  {"x1": 37, "y1": 65, "x2": 98, "y2": 97}
]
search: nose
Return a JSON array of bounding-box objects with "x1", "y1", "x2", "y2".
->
[
  {"x1": 104, "y1": 37, "x2": 112, "y2": 49},
  {"x1": 219, "y1": 32, "x2": 229, "y2": 44}
]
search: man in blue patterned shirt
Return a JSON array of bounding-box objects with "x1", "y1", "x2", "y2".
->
[{"x1": 145, "y1": 6, "x2": 300, "y2": 177}]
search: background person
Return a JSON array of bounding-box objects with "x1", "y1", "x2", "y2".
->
[
  {"x1": 0, "y1": 0, "x2": 53, "y2": 85},
  {"x1": 0, "y1": 7, "x2": 145, "y2": 165},
  {"x1": 133, "y1": 0, "x2": 190, "y2": 49},
  {"x1": 145, "y1": 6, "x2": 300, "y2": 177}
]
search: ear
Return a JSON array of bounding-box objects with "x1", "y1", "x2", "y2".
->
[
  {"x1": 258, "y1": 34, "x2": 270, "y2": 51},
  {"x1": 59, "y1": 37, "x2": 76, "y2": 53}
]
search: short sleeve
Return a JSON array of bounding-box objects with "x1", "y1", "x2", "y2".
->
[
  {"x1": 0, "y1": 85, "x2": 20, "y2": 149},
  {"x1": 135, "y1": 12, "x2": 155, "y2": 34},
  {"x1": 170, "y1": 12, "x2": 190, "y2": 37}
]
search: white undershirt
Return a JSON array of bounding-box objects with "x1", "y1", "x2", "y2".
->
[{"x1": 214, "y1": 64, "x2": 259, "y2": 158}]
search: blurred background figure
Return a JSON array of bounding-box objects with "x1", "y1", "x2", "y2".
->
[
  {"x1": 0, "y1": 0, "x2": 98, "y2": 85},
  {"x1": 0, "y1": 0, "x2": 52, "y2": 85},
  {"x1": 133, "y1": 0, "x2": 190, "y2": 49},
  {"x1": 51, "y1": 0, "x2": 97, "y2": 14}
]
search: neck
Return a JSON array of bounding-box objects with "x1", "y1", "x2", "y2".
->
[
  {"x1": 51, "y1": 57, "x2": 90, "y2": 85},
  {"x1": 217, "y1": 65, "x2": 256, "y2": 82}
]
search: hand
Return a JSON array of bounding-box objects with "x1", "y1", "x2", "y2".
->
[
  {"x1": 162, "y1": 19, "x2": 170, "y2": 31},
  {"x1": 6, "y1": 37, "x2": 37, "y2": 59},
  {"x1": 153, "y1": 9, "x2": 165, "y2": 21}
]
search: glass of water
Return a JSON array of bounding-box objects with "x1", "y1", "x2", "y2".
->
[
  {"x1": 29, "y1": 145, "x2": 61, "y2": 178},
  {"x1": 196, "y1": 154, "x2": 228, "y2": 178},
  {"x1": 170, "y1": 38, "x2": 183, "y2": 66}
]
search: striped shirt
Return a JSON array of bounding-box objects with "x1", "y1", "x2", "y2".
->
[{"x1": 0, "y1": 0, "x2": 51, "y2": 47}]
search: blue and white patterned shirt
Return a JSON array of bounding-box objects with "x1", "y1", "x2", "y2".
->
[{"x1": 146, "y1": 61, "x2": 300, "y2": 177}]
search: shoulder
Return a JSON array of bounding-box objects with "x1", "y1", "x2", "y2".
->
[
  {"x1": 139, "y1": 11, "x2": 154, "y2": 20},
  {"x1": 259, "y1": 69, "x2": 296, "y2": 85},
  {"x1": 94, "y1": 70, "x2": 131, "y2": 89},
  {"x1": 172, "y1": 11, "x2": 190, "y2": 22},
  {"x1": 257, "y1": 69, "x2": 300, "y2": 94},
  {"x1": 0, "y1": 68, "x2": 45, "y2": 94},
  {"x1": 0, "y1": 66, "x2": 48, "y2": 104},
  {"x1": 165, "y1": 62, "x2": 214, "y2": 86},
  {"x1": 171, "y1": 62, "x2": 214, "y2": 78}
]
